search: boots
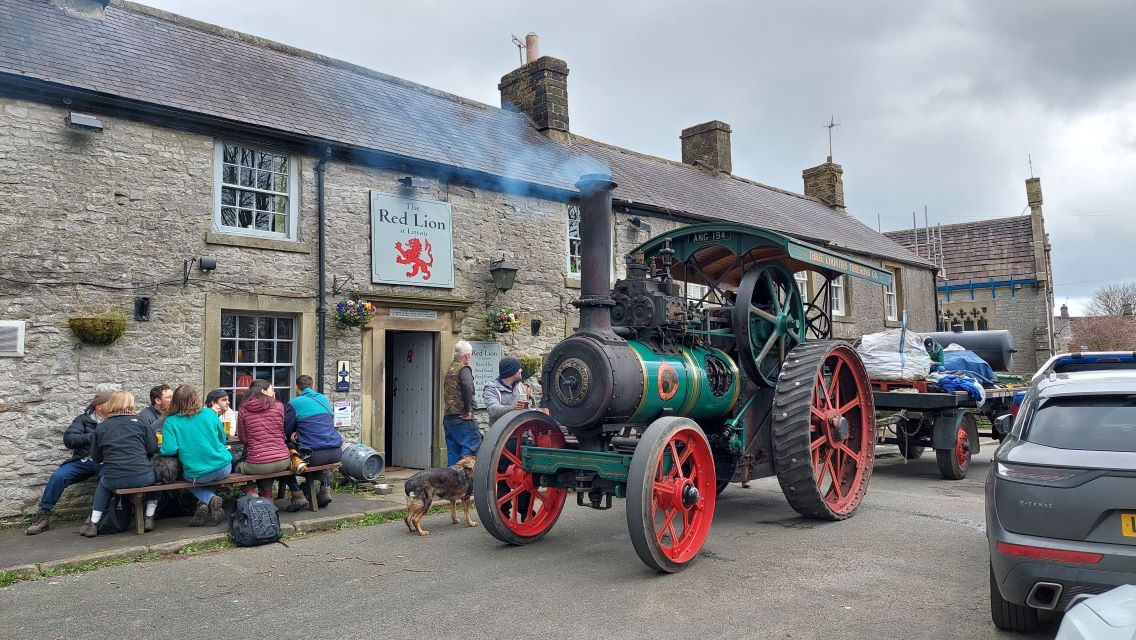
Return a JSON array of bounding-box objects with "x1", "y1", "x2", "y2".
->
[
  {"x1": 78, "y1": 517, "x2": 98, "y2": 538},
  {"x1": 144, "y1": 516, "x2": 156, "y2": 532},
  {"x1": 188, "y1": 502, "x2": 209, "y2": 526},
  {"x1": 285, "y1": 490, "x2": 309, "y2": 512},
  {"x1": 25, "y1": 509, "x2": 50, "y2": 535},
  {"x1": 317, "y1": 471, "x2": 333, "y2": 508},
  {"x1": 207, "y1": 496, "x2": 225, "y2": 525}
]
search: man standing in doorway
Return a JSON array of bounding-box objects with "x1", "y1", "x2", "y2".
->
[
  {"x1": 137, "y1": 384, "x2": 172, "y2": 431},
  {"x1": 443, "y1": 340, "x2": 481, "y2": 466}
]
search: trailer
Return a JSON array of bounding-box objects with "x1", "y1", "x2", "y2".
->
[{"x1": 872, "y1": 380, "x2": 1019, "y2": 480}]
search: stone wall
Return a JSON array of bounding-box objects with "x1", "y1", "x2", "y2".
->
[{"x1": 938, "y1": 286, "x2": 1050, "y2": 377}]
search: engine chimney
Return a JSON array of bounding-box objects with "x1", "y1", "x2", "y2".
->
[{"x1": 575, "y1": 174, "x2": 617, "y2": 337}]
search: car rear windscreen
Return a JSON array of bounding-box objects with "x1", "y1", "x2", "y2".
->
[{"x1": 1025, "y1": 396, "x2": 1136, "y2": 452}]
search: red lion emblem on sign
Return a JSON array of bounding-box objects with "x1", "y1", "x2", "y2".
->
[{"x1": 394, "y1": 238, "x2": 433, "y2": 281}]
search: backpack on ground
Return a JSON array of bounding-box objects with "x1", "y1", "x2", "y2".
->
[
  {"x1": 228, "y1": 495, "x2": 282, "y2": 547},
  {"x1": 97, "y1": 494, "x2": 135, "y2": 535}
]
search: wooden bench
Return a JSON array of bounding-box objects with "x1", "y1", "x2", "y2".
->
[{"x1": 114, "y1": 463, "x2": 341, "y2": 535}]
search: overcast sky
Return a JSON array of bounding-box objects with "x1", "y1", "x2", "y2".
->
[{"x1": 142, "y1": 0, "x2": 1136, "y2": 314}]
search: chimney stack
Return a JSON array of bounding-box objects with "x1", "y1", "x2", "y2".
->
[
  {"x1": 499, "y1": 36, "x2": 570, "y2": 144},
  {"x1": 1124, "y1": 303, "x2": 1133, "y2": 317},
  {"x1": 802, "y1": 159, "x2": 846, "y2": 212},
  {"x1": 1060, "y1": 303, "x2": 1069, "y2": 319},
  {"x1": 680, "y1": 121, "x2": 732, "y2": 174}
]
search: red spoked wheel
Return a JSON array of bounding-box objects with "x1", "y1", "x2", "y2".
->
[
  {"x1": 772, "y1": 341, "x2": 875, "y2": 520},
  {"x1": 936, "y1": 412, "x2": 975, "y2": 480},
  {"x1": 473, "y1": 410, "x2": 569, "y2": 545},
  {"x1": 627, "y1": 417, "x2": 717, "y2": 573}
]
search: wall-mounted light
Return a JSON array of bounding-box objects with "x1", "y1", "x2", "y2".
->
[
  {"x1": 133, "y1": 297, "x2": 151, "y2": 322},
  {"x1": 531, "y1": 318, "x2": 542, "y2": 336},
  {"x1": 630, "y1": 216, "x2": 652, "y2": 233},
  {"x1": 66, "y1": 112, "x2": 103, "y2": 132},
  {"x1": 489, "y1": 258, "x2": 518, "y2": 292}
]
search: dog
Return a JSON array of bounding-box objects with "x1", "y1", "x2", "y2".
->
[{"x1": 403, "y1": 456, "x2": 477, "y2": 536}]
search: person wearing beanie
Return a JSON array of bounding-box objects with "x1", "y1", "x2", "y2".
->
[
  {"x1": 483, "y1": 355, "x2": 531, "y2": 424},
  {"x1": 25, "y1": 391, "x2": 112, "y2": 535},
  {"x1": 205, "y1": 388, "x2": 237, "y2": 436}
]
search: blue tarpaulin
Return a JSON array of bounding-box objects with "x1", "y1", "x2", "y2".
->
[
  {"x1": 943, "y1": 350, "x2": 996, "y2": 386},
  {"x1": 936, "y1": 375, "x2": 985, "y2": 402}
]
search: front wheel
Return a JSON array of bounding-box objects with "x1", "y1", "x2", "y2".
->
[
  {"x1": 895, "y1": 418, "x2": 925, "y2": 459},
  {"x1": 473, "y1": 410, "x2": 569, "y2": 545},
  {"x1": 626, "y1": 417, "x2": 717, "y2": 573}
]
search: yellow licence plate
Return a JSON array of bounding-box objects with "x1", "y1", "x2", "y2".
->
[{"x1": 1122, "y1": 514, "x2": 1136, "y2": 538}]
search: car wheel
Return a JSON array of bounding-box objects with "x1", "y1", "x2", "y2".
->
[{"x1": 989, "y1": 564, "x2": 1040, "y2": 632}]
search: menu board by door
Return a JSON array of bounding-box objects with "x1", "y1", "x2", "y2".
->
[{"x1": 468, "y1": 341, "x2": 502, "y2": 409}]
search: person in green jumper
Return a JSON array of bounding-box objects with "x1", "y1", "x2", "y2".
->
[{"x1": 160, "y1": 385, "x2": 232, "y2": 526}]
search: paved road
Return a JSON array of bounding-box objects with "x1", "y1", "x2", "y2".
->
[{"x1": 1, "y1": 444, "x2": 1055, "y2": 640}]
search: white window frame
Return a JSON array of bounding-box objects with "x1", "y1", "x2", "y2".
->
[
  {"x1": 566, "y1": 204, "x2": 582, "y2": 276},
  {"x1": 213, "y1": 141, "x2": 298, "y2": 240},
  {"x1": 831, "y1": 276, "x2": 846, "y2": 317},
  {"x1": 218, "y1": 311, "x2": 298, "y2": 410},
  {"x1": 794, "y1": 271, "x2": 810, "y2": 300},
  {"x1": 884, "y1": 271, "x2": 898, "y2": 321}
]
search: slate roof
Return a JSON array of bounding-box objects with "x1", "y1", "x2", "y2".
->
[
  {"x1": 0, "y1": 0, "x2": 934, "y2": 269},
  {"x1": 0, "y1": 0, "x2": 601, "y2": 192},
  {"x1": 884, "y1": 216, "x2": 1037, "y2": 286},
  {"x1": 574, "y1": 138, "x2": 935, "y2": 267}
]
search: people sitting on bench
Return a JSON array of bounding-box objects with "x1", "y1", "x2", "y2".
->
[
  {"x1": 160, "y1": 385, "x2": 232, "y2": 526},
  {"x1": 25, "y1": 392, "x2": 110, "y2": 536},
  {"x1": 79, "y1": 391, "x2": 159, "y2": 538},
  {"x1": 282, "y1": 375, "x2": 342, "y2": 511},
  {"x1": 235, "y1": 379, "x2": 291, "y2": 500}
]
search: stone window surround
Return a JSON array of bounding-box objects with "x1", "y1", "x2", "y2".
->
[
  {"x1": 212, "y1": 140, "x2": 300, "y2": 242},
  {"x1": 203, "y1": 292, "x2": 317, "y2": 399}
]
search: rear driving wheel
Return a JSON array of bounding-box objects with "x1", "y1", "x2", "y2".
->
[
  {"x1": 772, "y1": 341, "x2": 875, "y2": 520},
  {"x1": 473, "y1": 410, "x2": 569, "y2": 545}
]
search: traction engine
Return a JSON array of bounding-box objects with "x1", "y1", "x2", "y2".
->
[{"x1": 473, "y1": 174, "x2": 892, "y2": 572}]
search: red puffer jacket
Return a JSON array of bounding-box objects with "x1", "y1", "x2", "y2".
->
[{"x1": 236, "y1": 398, "x2": 290, "y2": 464}]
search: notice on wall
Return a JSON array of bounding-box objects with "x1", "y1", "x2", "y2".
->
[
  {"x1": 469, "y1": 341, "x2": 502, "y2": 409},
  {"x1": 333, "y1": 401, "x2": 353, "y2": 429},
  {"x1": 371, "y1": 190, "x2": 454, "y2": 288},
  {"x1": 389, "y1": 308, "x2": 438, "y2": 320}
]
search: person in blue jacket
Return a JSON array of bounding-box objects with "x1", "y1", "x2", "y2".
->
[{"x1": 282, "y1": 374, "x2": 342, "y2": 510}]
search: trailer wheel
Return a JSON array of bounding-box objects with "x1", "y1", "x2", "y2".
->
[
  {"x1": 895, "y1": 418, "x2": 925, "y2": 459},
  {"x1": 473, "y1": 410, "x2": 569, "y2": 545},
  {"x1": 627, "y1": 417, "x2": 716, "y2": 573},
  {"x1": 772, "y1": 341, "x2": 875, "y2": 520},
  {"x1": 936, "y1": 413, "x2": 974, "y2": 480}
]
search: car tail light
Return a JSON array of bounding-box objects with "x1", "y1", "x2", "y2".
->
[
  {"x1": 996, "y1": 542, "x2": 1103, "y2": 564},
  {"x1": 995, "y1": 462, "x2": 1080, "y2": 483}
]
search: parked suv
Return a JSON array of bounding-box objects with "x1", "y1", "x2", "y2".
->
[{"x1": 987, "y1": 355, "x2": 1136, "y2": 632}]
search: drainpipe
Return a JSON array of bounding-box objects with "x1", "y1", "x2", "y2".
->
[{"x1": 316, "y1": 147, "x2": 331, "y2": 391}]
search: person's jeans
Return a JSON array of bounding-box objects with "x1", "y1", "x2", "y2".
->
[
  {"x1": 443, "y1": 415, "x2": 482, "y2": 466},
  {"x1": 39, "y1": 459, "x2": 102, "y2": 511},
  {"x1": 185, "y1": 465, "x2": 230, "y2": 504},
  {"x1": 91, "y1": 469, "x2": 156, "y2": 514}
]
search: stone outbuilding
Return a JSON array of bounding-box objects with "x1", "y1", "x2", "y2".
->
[
  {"x1": 885, "y1": 178, "x2": 1055, "y2": 377},
  {"x1": 0, "y1": 0, "x2": 935, "y2": 518}
]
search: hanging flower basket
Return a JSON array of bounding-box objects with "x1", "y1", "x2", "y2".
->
[
  {"x1": 519, "y1": 354, "x2": 543, "y2": 380},
  {"x1": 484, "y1": 307, "x2": 521, "y2": 333},
  {"x1": 334, "y1": 299, "x2": 376, "y2": 328},
  {"x1": 68, "y1": 312, "x2": 127, "y2": 345}
]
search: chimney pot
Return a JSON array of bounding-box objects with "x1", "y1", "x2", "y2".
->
[
  {"x1": 680, "y1": 121, "x2": 732, "y2": 174},
  {"x1": 525, "y1": 33, "x2": 540, "y2": 63}
]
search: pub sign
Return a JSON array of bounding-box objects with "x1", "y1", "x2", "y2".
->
[{"x1": 371, "y1": 191, "x2": 455, "y2": 288}]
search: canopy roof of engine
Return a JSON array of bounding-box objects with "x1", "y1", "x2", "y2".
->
[{"x1": 630, "y1": 223, "x2": 893, "y2": 288}]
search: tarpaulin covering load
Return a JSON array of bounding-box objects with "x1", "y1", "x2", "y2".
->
[
  {"x1": 857, "y1": 328, "x2": 932, "y2": 381},
  {"x1": 942, "y1": 350, "x2": 996, "y2": 386}
]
